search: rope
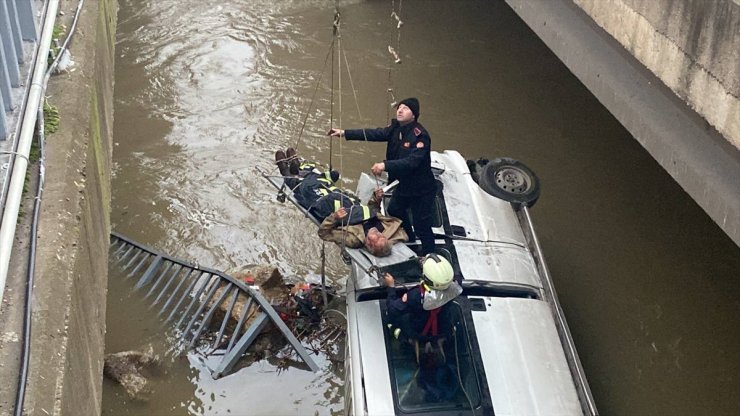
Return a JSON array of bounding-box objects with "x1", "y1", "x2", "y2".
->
[
  {"x1": 320, "y1": 241, "x2": 328, "y2": 306},
  {"x1": 330, "y1": 8, "x2": 347, "y2": 223},
  {"x1": 293, "y1": 38, "x2": 335, "y2": 152},
  {"x1": 320, "y1": 6, "x2": 344, "y2": 308},
  {"x1": 386, "y1": 0, "x2": 403, "y2": 118},
  {"x1": 323, "y1": 308, "x2": 347, "y2": 321},
  {"x1": 340, "y1": 47, "x2": 367, "y2": 140},
  {"x1": 338, "y1": 40, "x2": 379, "y2": 187},
  {"x1": 395, "y1": 0, "x2": 404, "y2": 57},
  {"x1": 274, "y1": 154, "x2": 299, "y2": 164},
  {"x1": 336, "y1": 9, "x2": 343, "y2": 178},
  {"x1": 340, "y1": 203, "x2": 357, "y2": 255},
  {"x1": 331, "y1": 39, "x2": 378, "y2": 189},
  {"x1": 0, "y1": 151, "x2": 30, "y2": 163},
  {"x1": 328, "y1": 8, "x2": 344, "y2": 172},
  {"x1": 297, "y1": 3, "x2": 388, "y2": 277}
]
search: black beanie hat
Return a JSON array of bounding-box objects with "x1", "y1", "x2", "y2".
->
[{"x1": 397, "y1": 97, "x2": 420, "y2": 121}]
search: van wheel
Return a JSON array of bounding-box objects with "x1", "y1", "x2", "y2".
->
[{"x1": 478, "y1": 158, "x2": 540, "y2": 209}]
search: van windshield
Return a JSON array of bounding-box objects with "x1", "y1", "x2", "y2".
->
[{"x1": 382, "y1": 298, "x2": 482, "y2": 414}]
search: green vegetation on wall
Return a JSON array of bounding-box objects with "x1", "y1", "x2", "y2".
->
[
  {"x1": 49, "y1": 24, "x2": 66, "y2": 65},
  {"x1": 44, "y1": 100, "x2": 60, "y2": 134}
]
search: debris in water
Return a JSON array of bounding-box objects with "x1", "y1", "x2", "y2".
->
[
  {"x1": 203, "y1": 265, "x2": 346, "y2": 369},
  {"x1": 103, "y1": 344, "x2": 160, "y2": 401}
]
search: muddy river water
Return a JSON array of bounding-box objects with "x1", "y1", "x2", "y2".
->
[{"x1": 104, "y1": 0, "x2": 740, "y2": 414}]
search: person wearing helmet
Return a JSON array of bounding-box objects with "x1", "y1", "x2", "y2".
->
[
  {"x1": 383, "y1": 254, "x2": 462, "y2": 346},
  {"x1": 384, "y1": 255, "x2": 463, "y2": 402}
]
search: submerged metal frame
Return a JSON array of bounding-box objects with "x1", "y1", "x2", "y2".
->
[{"x1": 109, "y1": 232, "x2": 320, "y2": 378}]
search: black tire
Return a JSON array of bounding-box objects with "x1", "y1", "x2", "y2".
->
[{"x1": 478, "y1": 157, "x2": 540, "y2": 209}]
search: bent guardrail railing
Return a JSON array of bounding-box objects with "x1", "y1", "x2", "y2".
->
[{"x1": 109, "y1": 232, "x2": 319, "y2": 378}]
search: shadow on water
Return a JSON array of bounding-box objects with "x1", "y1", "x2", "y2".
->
[{"x1": 107, "y1": 0, "x2": 740, "y2": 415}]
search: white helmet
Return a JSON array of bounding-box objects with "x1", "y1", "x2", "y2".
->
[{"x1": 422, "y1": 254, "x2": 454, "y2": 290}]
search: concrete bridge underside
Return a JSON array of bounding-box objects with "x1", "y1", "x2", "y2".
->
[{"x1": 505, "y1": 0, "x2": 740, "y2": 248}]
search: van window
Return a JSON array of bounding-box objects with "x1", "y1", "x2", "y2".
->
[{"x1": 382, "y1": 298, "x2": 482, "y2": 414}]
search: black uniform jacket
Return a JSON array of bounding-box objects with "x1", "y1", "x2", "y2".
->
[
  {"x1": 309, "y1": 192, "x2": 374, "y2": 225},
  {"x1": 345, "y1": 119, "x2": 435, "y2": 197},
  {"x1": 294, "y1": 172, "x2": 330, "y2": 209},
  {"x1": 386, "y1": 285, "x2": 454, "y2": 340}
]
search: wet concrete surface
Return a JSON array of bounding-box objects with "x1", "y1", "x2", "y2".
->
[{"x1": 106, "y1": 0, "x2": 740, "y2": 415}]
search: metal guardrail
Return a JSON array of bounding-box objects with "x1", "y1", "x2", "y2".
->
[
  {"x1": 1, "y1": 0, "x2": 37, "y2": 139},
  {"x1": 109, "y1": 232, "x2": 320, "y2": 378},
  {"x1": 0, "y1": 0, "x2": 55, "y2": 321}
]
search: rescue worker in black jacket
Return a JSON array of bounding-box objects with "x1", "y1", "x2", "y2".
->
[
  {"x1": 383, "y1": 255, "x2": 462, "y2": 359},
  {"x1": 384, "y1": 255, "x2": 463, "y2": 402},
  {"x1": 328, "y1": 97, "x2": 436, "y2": 254}
]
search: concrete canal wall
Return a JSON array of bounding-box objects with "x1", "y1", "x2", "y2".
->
[
  {"x1": 22, "y1": 0, "x2": 117, "y2": 414},
  {"x1": 572, "y1": 0, "x2": 739, "y2": 150},
  {"x1": 506, "y1": 0, "x2": 740, "y2": 247}
]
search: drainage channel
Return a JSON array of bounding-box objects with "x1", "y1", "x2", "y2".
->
[{"x1": 109, "y1": 232, "x2": 319, "y2": 378}]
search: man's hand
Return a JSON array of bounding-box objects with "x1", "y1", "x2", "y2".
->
[
  {"x1": 334, "y1": 207, "x2": 348, "y2": 222},
  {"x1": 372, "y1": 187, "x2": 384, "y2": 203},
  {"x1": 328, "y1": 128, "x2": 344, "y2": 137},
  {"x1": 383, "y1": 273, "x2": 396, "y2": 287},
  {"x1": 371, "y1": 162, "x2": 385, "y2": 176}
]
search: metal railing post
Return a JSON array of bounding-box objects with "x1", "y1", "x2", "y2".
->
[
  {"x1": 6, "y1": 0, "x2": 24, "y2": 63},
  {"x1": 16, "y1": 0, "x2": 38, "y2": 41},
  {"x1": 0, "y1": 93, "x2": 6, "y2": 139},
  {"x1": 0, "y1": 35, "x2": 13, "y2": 111},
  {"x1": 1, "y1": 1, "x2": 21, "y2": 86}
]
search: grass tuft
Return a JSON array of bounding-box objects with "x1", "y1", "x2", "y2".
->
[
  {"x1": 44, "y1": 100, "x2": 60, "y2": 134},
  {"x1": 49, "y1": 24, "x2": 67, "y2": 65}
]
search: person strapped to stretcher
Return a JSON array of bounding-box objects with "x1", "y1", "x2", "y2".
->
[{"x1": 275, "y1": 148, "x2": 408, "y2": 257}]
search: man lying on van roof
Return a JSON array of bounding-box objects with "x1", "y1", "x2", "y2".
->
[{"x1": 275, "y1": 148, "x2": 408, "y2": 257}]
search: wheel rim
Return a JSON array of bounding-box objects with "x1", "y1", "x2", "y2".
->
[{"x1": 495, "y1": 166, "x2": 532, "y2": 194}]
